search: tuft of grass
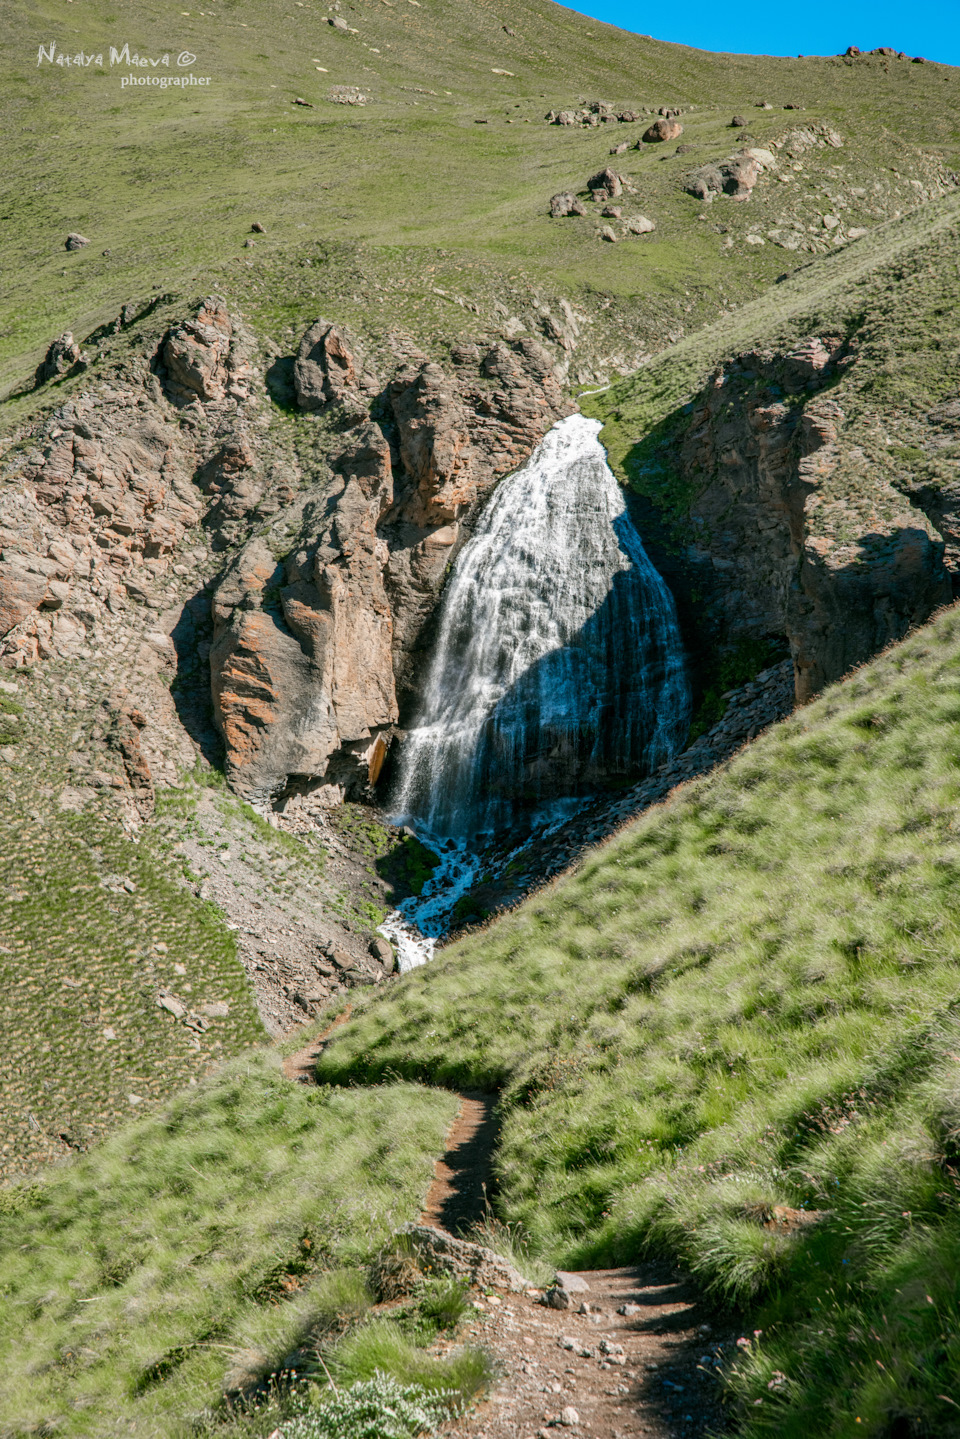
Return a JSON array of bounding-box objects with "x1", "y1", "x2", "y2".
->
[
  {"x1": 328, "y1": 1317, "x2": 494, "y2": 1403},
  {"x1": 0, "y1": 1055, "x2": 456, "y2": 1436},
  {"x1": 462, "y1": 1211, "x2": 553, "y2": 1288},
  {"x1": 310, "y1": 1268, "x2": 375, "y2": 1329},
  {"x1": 415, "y1": 1277, "x2": 472, "y2": 1335}
]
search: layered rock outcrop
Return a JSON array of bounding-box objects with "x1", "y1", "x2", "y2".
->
[
  {"x1": 209, "y1": 321, "x2": 573, "y2": 804},
  {"x1": 1, "y1": 297, "x2": 573, "y2": 809},
  {"x1": 637, "y1": 335, "x2": 951, "y2": 703}
]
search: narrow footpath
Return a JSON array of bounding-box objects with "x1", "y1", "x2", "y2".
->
[
  {"x1": 284, "y1": 1038, "x2": 735, "y2": 1438},
  {"x1": 442, "y1": 1262, "x2": 731, "y2": 1439}
]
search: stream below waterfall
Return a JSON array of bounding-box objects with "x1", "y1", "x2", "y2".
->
[{"x1": 379, "y1": 413, "x2": 690, "y2": 971}]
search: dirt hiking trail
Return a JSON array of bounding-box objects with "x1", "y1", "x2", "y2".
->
[{"x1": 285, "y1": 1032, "x2": 736, "y2": 1438}]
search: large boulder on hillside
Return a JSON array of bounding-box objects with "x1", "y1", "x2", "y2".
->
[
  {"x1": 550, "y1": 192, "x2": 586, "y2": 217},
  {"x1": 397, "y1": 1225, "x2": 531, "y2": 1292},
  {"x1": 685, "y1": 151, "x2": 772, "y2": 201},
  {"x1": 35, "y1": 332, "x2": 81, "y2": 384},
  {"x1": 162, "y1": 297, "x2": 233, "y2": 402},
  {"x1": 293, "y1": 319, "x2": 361, "y2": 410},
  {"x1": 643, "y1": 117, "x2": 683, "y2": 143},
  {"x1": 587, "y1": 167, "x2": 624, "y2": 198}
]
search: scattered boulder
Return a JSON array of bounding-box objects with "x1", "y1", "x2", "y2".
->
[
  {"x1": 587, "y1": 167, "x2": 624, "y2": 198},
  {"x1": 544, "y1": 1286, "x2": 573, "y2": 1309},
  {"x1": 555, "y1": 1270, "x2": 590, "y2": 1293},
  {"x1": 251, "y1": 221, "x2": 266, "y2": 233},
  {"x1": 730, "y1": 115, "x2": 748, "y2": 127},
  {"x1": 598, "y1": 225, "x2": 617, "y2": 243},
  {"x1": 601, "y1": 204, "x2": 622, "y2": 219},
  {"x1": 156, "y1": 990, "x2": 187, "y2": 1019},
  {"x1": 549, "y1": 192, "x2": 586, "y2": 217},
  {"x1": 624, "y1": 214, "x2": 655, "y2": 235},
  {"x1": 685, "y1": 148, "x2": 776, "y2": 202},
  {"x1": 330, "y1": 85, "x2": 368, "y2": 105},
  {"x1": 292, "y1": 96, "x2": 314, "y2": 107},
  {"x1": 547, "y1": 103, "x2": 647, "y2": 129},
  {"x1": 64, "y1": 233, "x2": 89, "y2": 251},
  {"x1": 328, "y1": 14, "x2": 349, "y2": 28},
  {"x1": 777, "y1": 123, "x2": 843, "y2": 152},
  {"x1": 369, "y1": 936, "x2": 395, "y2": 969},
  {"x1": 642, "y1": 117, "x2": 682, "y2": 143}
]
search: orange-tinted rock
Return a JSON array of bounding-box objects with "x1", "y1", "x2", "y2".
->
[
  {"x1": 643, "y1": 117, "x2": 683, "y2": 143},
  {"x1": 162, "y1": 296, "x2": 232, "y2": 402},
  {"x1": 0, "y1": 563, "x2": 48, "y2": 638},
  {"x1": 389, "y1": 362, "x2": 477, "y2": 525},
  {"x1": 293, "y1": 319, "x2": 361, "y2": 410}
]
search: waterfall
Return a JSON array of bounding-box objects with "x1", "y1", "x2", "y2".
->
[{"x1": 392, "y1": 414, "x2": 690, "y2": 841}]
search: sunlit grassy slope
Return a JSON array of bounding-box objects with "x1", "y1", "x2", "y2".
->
[
  {"x1": 317, "y1": 602, "x2": 960, "y2": 1436},
  {"x1": 0, "y1": 1054, "x2": 455, "y2": 1437},
  {"x1": 3, "y1": 0, "x2": 959, "y2": 391},
  {"x1": 584, "y1": 190, "x2": 960, "y2": 487}
]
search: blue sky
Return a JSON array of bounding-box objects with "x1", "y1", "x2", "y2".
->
[{"x1": 567, "y1": 1, "x2": 960, "y2": 67}]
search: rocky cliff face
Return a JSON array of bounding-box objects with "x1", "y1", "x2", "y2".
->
[
  {"x1": 208, "y1": 320, "x2": 573, "y2": 807},
  {"x1": 1, "y1": 298, "x2": 572, "y2": 813},
  {"x1": 6, "y1": 296, "x2": 950, "y2": 831},
  {"x1": 632, "y1": 335, "x2": 951, "y2": 703}
]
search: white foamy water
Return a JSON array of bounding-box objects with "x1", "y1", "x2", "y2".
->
[
  {"x1": 378, "y1": 414, "x2": 690, "y2": 965},
  {"x1": 392, "y1": 413, "x2": 690, "y2": 841}
]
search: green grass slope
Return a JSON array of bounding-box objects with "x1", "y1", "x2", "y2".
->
[
  {"x1": 0, "y1": 653, "x2": 267, "y2": 1183},
  {"x1": 3, "y1": 0, "x2": 959, "y2": 392},
  {"x1": 0, "y1": 1053, "x2": 456, "y2": 1437},
  {"x1": 317, "y1": 602, "x2": 960, "y2": 1437},
  {"x1": 584, "y1": 186, "x2": 960, "y2": 492}
]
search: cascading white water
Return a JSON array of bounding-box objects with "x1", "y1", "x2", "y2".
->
[{"x1": 391, "y1": 414, "x2": 691, "y2": 842}]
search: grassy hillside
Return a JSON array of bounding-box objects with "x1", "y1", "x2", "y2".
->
[
  {"x1": 0, "y1": 661, "x2": 266, "y2": 1183},
  {"x1": 316, "y1": 601, "x2": 960, "y2": 1437},
  {"x1": 2, "y1": 0, "x2": 959, "y2": 393},
  {"x1": 584, "y1": 187, "x2": 960, "y2": 491},
  {"x1": 0, "y1": 1054, "x2": 457, "y2": 1437}
]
